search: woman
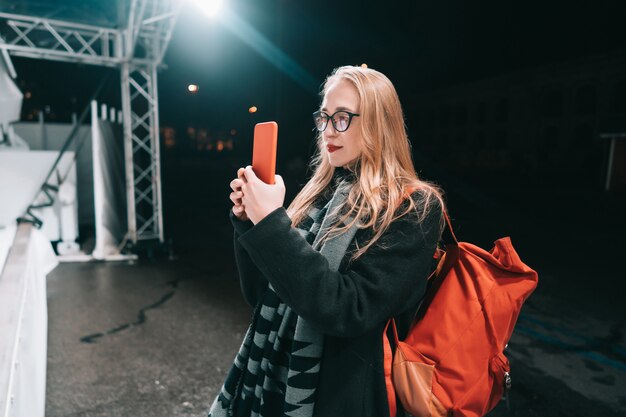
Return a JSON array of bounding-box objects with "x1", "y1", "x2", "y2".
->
[{"x1": 209, "y1": 66, "x2": 445, "y2": 417}]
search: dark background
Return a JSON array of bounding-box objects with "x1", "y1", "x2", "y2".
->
[{"x1": 11, "y1": 0, "x2": 626, "y2": 163}]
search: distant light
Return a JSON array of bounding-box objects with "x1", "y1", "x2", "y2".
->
[
  {"x1": 248, "y1": 106, "x2": 257, "y2": 114},
  {"x1": 188, "y1": 84, "x2": 199, "y2": 93},
  {"x1": 230, "y1": 129, "x2": 237, "y2": 135},
  {"x1": 360, "y1": 63, "x2": 368, "y2": 68},
  {"x1": 191, "y1": 0, "x2": 224, "y2": 18},
  {"x1": 24, "y1": 91, "x2": 32, "y2": 99}
]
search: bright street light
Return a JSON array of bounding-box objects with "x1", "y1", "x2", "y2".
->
[{"x1": 190, "y1": 0, "x2": 225, "y2": 18}]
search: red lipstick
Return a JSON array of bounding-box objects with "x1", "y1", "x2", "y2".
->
[{"x1": 327, "y1": 144, "x2": 343, "y2": 153}]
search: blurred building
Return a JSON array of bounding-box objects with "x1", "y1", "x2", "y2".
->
[
  {"x1": 161, "y1": 125, "x2": 235, "y2": 153},
  {"x1": 161, "y1": 126, "x2": 176, "y2": 149},
  {"x1": 411, "y1": 50, "x2": 626, "y2": 187}
]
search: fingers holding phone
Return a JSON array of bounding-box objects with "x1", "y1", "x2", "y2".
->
[
  {"x1": 230, "y1": 168, "x2": 249, "y2": 222},
  {"x1": 240, "y1": 166, "x2": 286, "y2": 225}
]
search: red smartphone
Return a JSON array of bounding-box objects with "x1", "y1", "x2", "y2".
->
[{"x1": 252, "y1": 121, "x2": 278, "y2": 184}]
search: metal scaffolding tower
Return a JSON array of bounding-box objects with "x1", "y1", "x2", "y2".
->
[{"x1": 0, "y1": 0, "x2": 181, "y2": 243}]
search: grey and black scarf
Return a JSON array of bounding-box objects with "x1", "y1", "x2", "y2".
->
[{"x1": 208, "y1": 178, "x2": 358, "y2": 417}]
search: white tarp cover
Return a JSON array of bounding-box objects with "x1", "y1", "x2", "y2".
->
[
  {"x1": 0, "y1": 51, "x2": 22, "y2": 124},
  {"x1": 91, "y1": 104, "x2": 127, "y2": 259},
  {"x1": 0, "y1": 151, "x2": 59, "y2": 228},
  {"x1": 11, "y1": 122, "x2": 94, "y2": 226}
]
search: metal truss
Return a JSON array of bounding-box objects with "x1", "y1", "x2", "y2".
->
[
  {"x1": 0, "y1": 12, "x2": 123, "y2": 66},
  {"x1": 126, "y1": 0, "x2": 181, "y2": 64},
  {"x1": 0, "y1": 0, "x2": 181, "y2": 244},
  {"x1": 120, "y1": 0, "x2": 179, "y2": 243},
  {"x1": 121, "y1": 63, "x2": 164, "y2": 242}
]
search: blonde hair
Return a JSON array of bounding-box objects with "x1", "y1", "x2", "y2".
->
[{"x1": 287, "y1": 65, "x2": 445, "y2": 260}]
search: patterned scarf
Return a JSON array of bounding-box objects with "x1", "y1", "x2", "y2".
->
[{"x1": 208, "y1": 178, "x2": 358, "y2": 417}]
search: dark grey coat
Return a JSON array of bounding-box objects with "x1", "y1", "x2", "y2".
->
[{"x1": 231, "y1": 193, "x2": 442, "y2": 417}]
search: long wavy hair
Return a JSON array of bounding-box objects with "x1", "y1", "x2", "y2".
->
[{"x1": 287, "y1": 66, "x2": 445, "y2": 260}]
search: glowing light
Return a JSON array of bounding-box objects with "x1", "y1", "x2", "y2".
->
[
  {"x1": 191, "y1": 0, "x2": 224, "y2": 18},
  {"x1": 248, "y1": 106, "x2": 257, "y2": 114},
  {"x1": 218, "y1": 9, "x2": 318, "y2": 94},
  {"x1": 361, "y1": 63, "x2": 368, "y2": 68},
  {"x1": 188, "y1": 1, "x2": 318, "y2": 94},
  {"x1": 187, "y1": 84, "x2": 199, "y2": 93}
]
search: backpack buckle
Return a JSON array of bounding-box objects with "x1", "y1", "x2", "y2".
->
[{"x1": 504, "y1": 371, "x2": 512, "y2": 391}]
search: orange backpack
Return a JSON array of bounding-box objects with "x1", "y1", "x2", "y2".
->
[{"x1": 383, "y1": 212, "x2": 538, "y2": 417}]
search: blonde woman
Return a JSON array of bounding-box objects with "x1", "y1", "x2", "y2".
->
[{"x1": 210, "y1": 66, "x2": 445, "y2": 417}]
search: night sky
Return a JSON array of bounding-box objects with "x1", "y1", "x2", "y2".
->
[
  {"x1": 7, "y1": 0, "x2": 626, "y2": 160},
  {"x1": 158, "y1": 0, "x2": 626, "y2": 131}
]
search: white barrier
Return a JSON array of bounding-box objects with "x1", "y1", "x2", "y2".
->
[
  {"x1": 91, "y1": 101, "x2": 128, "y2": 260},
  {"x1": 0, "y1": 223, "x2": 58, "y2": 417}
]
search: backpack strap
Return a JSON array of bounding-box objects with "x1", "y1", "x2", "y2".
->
[
  {"x1": 413, "y1": 211, "x2": 460, "y2": 324},
  {"x1": 442, "y1": 210, "x2": 459, "y2": 246},
  {"x1": 383, "y1": 320, "x2": 398, "y2": 417}
]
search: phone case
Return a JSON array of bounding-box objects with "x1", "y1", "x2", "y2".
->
[{"x1": 252, "y1": 121, "x2": 278, "y2": 184}]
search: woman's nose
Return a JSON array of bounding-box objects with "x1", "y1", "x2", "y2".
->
[{"x1": 324, "y1": 121, "x2": 339, "y2": 137}]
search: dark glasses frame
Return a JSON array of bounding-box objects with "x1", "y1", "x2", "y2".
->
[{"x1": 312, "y1": 110, "x2": 360, "y2": 132}]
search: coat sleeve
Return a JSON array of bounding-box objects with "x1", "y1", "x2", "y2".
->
[
  {"x1": 230, "y1": 211, "x2": 268, "y2": 307},
  {"x1": 236, "y1": 201, "x2": 442, "y2": 338}
]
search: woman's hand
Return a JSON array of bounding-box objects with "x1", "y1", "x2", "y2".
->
[
  {"x1": 229, "y1": 168, "x2": 249, "y2": 222},
  {"x1": 241, "y1": 165, "x2": 286, "y2": 225}
]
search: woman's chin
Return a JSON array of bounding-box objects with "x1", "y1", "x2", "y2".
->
[
  {"x1": 327, "y1": 156, "x2": 344, "y2": 168},
  {"x1": 327, "y1": 155, "x2": 358, "y2": 169}
]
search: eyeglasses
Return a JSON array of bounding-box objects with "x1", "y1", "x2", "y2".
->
[{"x1": 312, "y1": 110, "x2": 360, "y2": 132}]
